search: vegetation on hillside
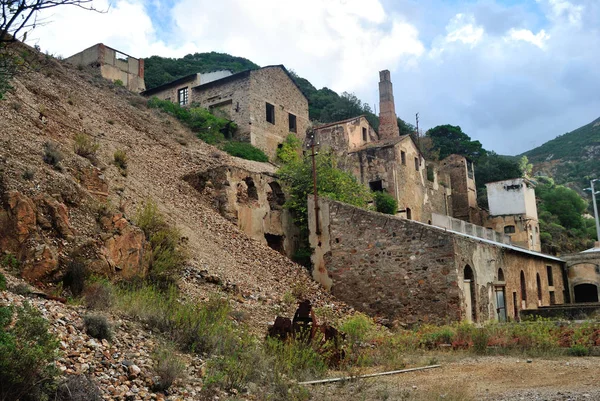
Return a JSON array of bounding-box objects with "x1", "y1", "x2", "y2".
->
[
  {"x1": 144, "y1": 52, "x2": 259, "y2": 90},
  {"x1": 523, "y1": 116, "x2": 600, "y2": 191}
]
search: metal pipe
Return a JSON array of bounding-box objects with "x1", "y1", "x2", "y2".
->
[{"x1": 591, "y1": 179, "x2": 600, "y2": 243}]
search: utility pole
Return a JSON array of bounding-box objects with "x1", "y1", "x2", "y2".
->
[
  {"x1": 584, "y1": 178, "x2": 600, "y2": 243},
  {"x1": 307, "y1": 130, "x2": 320, "y2": 235}
]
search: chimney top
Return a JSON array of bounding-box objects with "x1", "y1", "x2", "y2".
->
[{"x1": 379, "y1": 70, "x2": 391, "y2": 82}]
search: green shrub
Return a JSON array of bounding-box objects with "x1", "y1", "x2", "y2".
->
[
  {"x1": 374, "y1": 191, "x2": 398, "y2": 215},
  {"x1": 0, "y1": 272, "x2": 6, "y2": 291},
  {"x1": 113, "y1": 79, "x2": 124, "y2": 87},
  {"x1": 113, "y1": 149, "x2": 128, "y2": 171},
  {"x1": 0, "y1": 302, "x2": 60, "y2": 401},
  {"x1": 73, "y1": 133, "x2": 99, "y2": 158},
  {"x1": 569, "y1": 344, "x2": 590, "y2": 356},
  {"x1": 276, "y1": 134, "x2": 301, "y2": 164},
  {"x1": 22, "y1": 168, "x2": 35, "y2": 180},
  {"x1": 472, "y1": 328, "x2": 490, "y2": 354},
  {"x1": 83, "y1": 314, "x2": 112, "y2": 340},
  {"x1": 1, "y1": 254, "x2": 19, "y2": 270},
  {"x1": 43, "y1": 141, "x2": 64, "y2": 169},
  {"x1": 83, "y1": 280, "x2": 114, "y2": 310},
  {"x1": 152, "y1": 345, "x2": 186, "y2": 392},
  {"x1": 222, "y1": 141, "x2": 269, "y2": 162},
  {"x1": 63, "y1": 259, "x2": 89, "y2": 297},
  {"x1": 340, "y1": 313, "x2": 374, "y2": 345}
]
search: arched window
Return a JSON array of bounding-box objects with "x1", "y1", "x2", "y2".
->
[{"x1": 497, "y1": 268, "x2": 505, "y2": 282}]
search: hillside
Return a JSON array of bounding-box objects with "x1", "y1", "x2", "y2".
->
[{"x1": 522, "y1": 116, "x2": 600, "y2": 190}]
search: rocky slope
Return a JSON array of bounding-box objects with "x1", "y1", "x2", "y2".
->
[{"x1": 0, "y1": 47, "x2": 345, "y2": 331}]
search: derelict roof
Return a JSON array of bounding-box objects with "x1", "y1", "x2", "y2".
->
[
  {"x1": 191, "y1": 65, "x2": 309, "y2": 102},
  {"x1": 348, "y1": 135, "x2": 410, "y2": 154},
  {"x1": 141, "y1": 73, "x2": 200, "y2": 96},
  {"x1": 484, "y1": 177, "x2": 536, "y2": 187},
  {"x1": 314, "y1": 115, "x2": 371, "y2": 131}
]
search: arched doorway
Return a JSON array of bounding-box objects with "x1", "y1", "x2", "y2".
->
[
  {"x1": 463, "y1": 265, "x2": 476, "y2": 322},
  {"x1": 495, "y1": 268, "x2": 506, "y2": 322},
  {"x1": 520, "y1": 271, "x2": 527, "y2": 310},
  {"x1": 574, "y1": 284, "x2": 599, "y2": 303},
  {"x1": 536, "y1": 273, "x2": 542, "y2": 306}
]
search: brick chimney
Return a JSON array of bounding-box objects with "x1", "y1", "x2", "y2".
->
[{"x1": 378, "y1": 70, "x2": 400, "y2": 140}]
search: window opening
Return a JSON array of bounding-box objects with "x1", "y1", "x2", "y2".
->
[
  {"x1": 406, "y1": 207, "x2": 412, "y2": 220},
  {"x1": 498, "y1": 268, "x2": 505, "y2": 282},
  {"x1": 546, "y1": 265, "x2": 554, "y2": 286},
  {"x1": 369, "y1": 180, "x2": 383, "y2": 192},
  {"x1": 178, "y1": 87, "x2": 189, "y2": 106},
  {"x1": 288, "y1": 113, "x2": 297, "y2": 133},
  {"x1": 414, "y1": 157, "x2": 420, "y2": 171},
  {"x1": 266, "y1": 103, "x2": 275, "y2": 124},
  {"x1": 362, "y1": 127, "x2": 367, "y2": 142},
  {"x1": 504, "y1": 225, "x2": 516, "y2": 234},
  {"x1": 401, "y1": 151, "x2": 406, "y2": 165},
  {"x1": 426, "y1": 165, "x2": 434, "y2": 182}
]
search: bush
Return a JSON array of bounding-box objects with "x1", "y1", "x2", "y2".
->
[
  {"x1": 63, "y1": 259, "x2": 89, "y2": 297},
  {"x1": 152, "y1": 345, "x2": 186, "y2": 392},
  {"x1": 83, "y1": 280, "x2": 114, "y2": 310},
  {"x1": 113, "y1": 79, "x2": 124, "y2": 87},
  {"x1": 0, "y1": 273, "x2": 5, "y2": 291},
  {"x1": 55, "y1": 375, "x2": 102, "y2": 401},
  {"x1": 222, "y1": 141, "x2": 269, "y2": 162},
  {"x1": 73, "y1": 133, "x2": 99, "y2": 158},
  {"x1": 569, "y1": 344, "x2": 590, "y2": 356},
  {"x1": 276, "y1": 134, "x2": 301, "y2": 164},
  {"x1": 113, "y1": 149, "x2": 128, "y2": 170},
  {"x1": 83, "y1": 314, "x2": 112, "y2": 341},
  {"x1": 43, "y1": 141, "x2": 64, "y2": 168},
  {"x1": 0, "y1": 302, "x2": 60, "y2": 401},
  {"x1": 374, "y1": 191, "x2": 398, "y2": 215},
  {"x1": 0, "y1": 254, "x2": 19, "y2": 270}
]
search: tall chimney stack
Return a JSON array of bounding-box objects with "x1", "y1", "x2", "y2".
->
[{"x1": 378, "y1": 70, "x2": 400, "y2": 140}]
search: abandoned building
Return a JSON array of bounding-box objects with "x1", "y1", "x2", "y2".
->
[
  {"x1": 563, "y1": 242, "x2": 600, "y2": 303},
  {"x1": 308, "y1": 197, "x2": 566, "y2": 325},
  {"x1": 183, "y1": 165, "x2": 299, "y2": 258},
  {"x1": 66, "y1": 43, "x2": 145, "y2": 92},
  {"x1": 143, "y1": 65, "x2": 309, "y2": 158}
]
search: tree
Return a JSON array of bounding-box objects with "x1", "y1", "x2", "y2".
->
[
  {"x1": 425, "y1": 124, "x2": 487, "y2": 162},
  {"x1": 475, "y1": 152, "x2": 523, "y2": 190}
]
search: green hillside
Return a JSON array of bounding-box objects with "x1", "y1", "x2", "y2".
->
[{"x1": 522, "y1": 116, "x2": 600, "y2": 189}]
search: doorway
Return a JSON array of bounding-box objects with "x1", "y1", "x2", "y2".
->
[
  {"x1": 574, "y1": 284, "x2": 599, "y2": 303},
  {"x1": 495, "y1": 286, "x2": 506, "y2": 322},
  {"x1": 463, "y1": 265, "x2": 476, "y2": 322}
]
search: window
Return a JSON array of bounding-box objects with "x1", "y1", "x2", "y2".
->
[
  {"x1": 414, "y1": 157, "x2": 420, "y2": 171},
  {"x1": 406, "y1": 207, "x2": 412, "y2": 220},
  {"x1": 362, "y1": 127, "x2": 367, "y2": 142},
  {"x1": 467, "y1": 160, "x2": 474, "y2": 179},
  {"x1": 266, "y1": 103, "x2": 275, "y2": 124},
  {"x1": 178, "y1": 87, "x2": 189, "y2": 106},
  {"x1": 401, "y1": 151, "x2": 406, "y2": 165},
  {"x1": 288, "y1": 113, "x2": 297, "y2": 133},
  {"x1": 546, "y1": 265, "x2": 554, "y2": 286},
  {"x1": 504, "y1": 225, "x2": 516, "y2": 234},
  {"x1": 426, "y1": 165, "x2": 434, "y2": 182},
  {"x1": 369, "y1": 180, "x2": 383, "y2": 192}
]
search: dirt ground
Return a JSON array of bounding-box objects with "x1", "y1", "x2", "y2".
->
[{"x1": 311, "y1": 355, "x2": 600, "y2": 400}]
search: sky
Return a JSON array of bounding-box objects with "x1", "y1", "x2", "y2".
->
[{"x1": 27, "y1": 0, "x2": 600, "y2": 155}]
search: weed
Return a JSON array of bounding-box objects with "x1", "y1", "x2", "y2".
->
[
  {"x1": 55, "y1": 375, "x2": 102, "y2": 401},
  {"x1": 0, "y1": 272, "x2": 6, "y2": 290},
  {"x1": 113, "y1": 149, "x2": 128, "y2": 171},
  {"x1": 83, "y1": 314, "x2": 112, "y2": 341},
  {"x1": 84, "y1": 280, "x2": 114, "y2": 310},
  {"x1": 73, "y1": 133, "x2": 99, "y2": 158},
  {"x1": 22, "y1": 168, "x2": 35, "y2": 180},
  {"x1": 43, "y1": 141, "x2": 63, "y2": 169},
  {"x1": 12, "y1": 283, "x2": 31, "y2": 296},
  {"x1": 1, "y1": 254, "x2": 19, "y2": 270},
  {"x1": 222, "y1": 141, "x2": 269, "y2": 162},
  {"x1": 113, "y1": 79, "x2": 124, "y2": 87},
  {"x1": 0, "y1": 302, "x2": 60, "y2": 401},
  {"x1": 152, "y1": 345, "x2": 186, "y2": 392},
  {"x1": 569, "y1": 344, "x2": 590, "y2": 356},
  {"x1": 282, "y1": 291, "x2": 296, "y2": 307}
]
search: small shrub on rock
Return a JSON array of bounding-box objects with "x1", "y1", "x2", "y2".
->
[
  {"x1": 569, "y1": 344, "x2": 590, "y2": 356},
  {"x1": 152, "y1": 345, "x2": 186, "y2": 392},
  {"x1": 43, "y1": 141, "x2": 64, "y2": 169},
  {"x1": 83, "y1": 314, "x2": 112, "y2": 340},
  {"x1": 0, "y1": 272, "x2": 6, "y2": 291},
  {"x1": 84, "y1": 280, "x2": 114, "y2": 310},
  {"x1": 1, "y1": 253, "x2": 19, "y2": 270},
  {"x1": 113, "y1": 149, "x2": 128, "y2": 171},
  {"x1": 55, "y1": 375, "x2": 102, "y2": 401},
  {"x1": 73, "y1": 133, "x2": 99, "y2": 158}
]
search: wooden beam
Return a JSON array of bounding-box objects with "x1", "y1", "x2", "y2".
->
[{"x1": 298, "y1": 364, "x2": 441, "y2": 385}]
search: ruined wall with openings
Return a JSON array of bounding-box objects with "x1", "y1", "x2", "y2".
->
[
  {"x1": 183, "y1": 166, "x2": 299, "y2": 257},
  {"x1": 314, "y1": 116, "x2": 378, "y2": 154},
  {"x1": 309, "y1": 198, "x2": 566, "y2": 326},
  {"x1": 439, "y1": 154, "x2": 481, "y2": 224},
  {"x1": 486, "y1": 214, "x2": 541, "y2": 252},
  {"x1": 563, "y1": 249, "x2": 600, "y2": 303}
]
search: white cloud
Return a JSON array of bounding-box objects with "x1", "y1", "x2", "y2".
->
[
  {"x1": 542, "y1": 0, "x2": 584, "y2": 26},
  {"x1": 506, "y1": 28, "x2": 550, "y2": 49},
  {"x1": 445, "y1": 14, "x2": 484, "y2": 46}
]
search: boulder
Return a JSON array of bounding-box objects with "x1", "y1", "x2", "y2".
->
[
  {"x1": 21, "y1": 243, "x2": 59, "y2": 282},
  {"x1": 7, "y1": 191, "x2": 37, "y2": 243}
]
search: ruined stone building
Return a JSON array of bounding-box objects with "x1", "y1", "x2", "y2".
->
[
  {"x1": 66, "y1": 44, "x2": 145, "y2": 92},
  {"x1": 143, "y1": 65, "x2": 309, "y2": 158},
  {"x1": 309, "y1": 197, "x2": 566, "y2": 326},
  {"x1": 563, "y1": 242, "x2": 600, "y2": 303}
]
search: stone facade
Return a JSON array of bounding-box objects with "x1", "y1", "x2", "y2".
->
[
  {"x1": 439, "y1": 154, "x2": 481, "y2": 224},
  {"x1": 141, "y1": 71, "x2": 232, "y2": 106},
  {"x1": 309, "y1": 198, "x2": 566, "y2": 326},
  {"x1": 485, "y1": 178, "x2": 541, "y2": 251},
  {"x1": 183, "y1": 166, "x2": 299, "y2": 257},
  {"x1": 66, "y1": 44, "x2": 145, "y2": 92},
  {"x1": 191, "y1": 66, "x2": 309, "y2": 158},
  {"x1": 313, "y1": 116, "x2": 378, "y2": 154},
  {"x1": 563, "y1": 243, "x2": 600, "y2": 303}
]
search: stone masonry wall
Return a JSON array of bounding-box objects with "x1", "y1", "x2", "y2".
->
[
  {"x1": 310, "y1": 198, "x2": 566, "y2": 326},
  {"x1": 249, "y1": 67, "x2": 309, "y2": 158},
  {"x1": 150, "y1": 75, "x2": 200, "y2": 104}
]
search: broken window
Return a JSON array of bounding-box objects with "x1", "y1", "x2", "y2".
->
[
  {"x1": 546, "y1": 265, "x2": 554, "y2": 286},
  {"x1": 414, "y1": 157, "x2": 420, "y2": 171},
  {"x1": 504, "y1": 225, "x2": 516, "y2": 234},
  {"x1": 267, "y1": 182, "x2": 286, "y2": 210},
  {"x1": 369, "y1": 180, "x2": 383, "y2": 192},
  {"x1": 244, "y1": 177, "x2": 258, "y2": 201},
  {"x1": 265, "y1": 234, "x2": 285, "y2": 254},
  {"x1": 288, "y1": 113, "x2": 297, "y2": 133},
  {"x1": 362, "y1": 127, "x2": 367, "y2": 142},
  {"x1": 178, "y1": 87, "x2": 189, "y2": 106},
  {"x1": 266, "y1": 103, "x2": 275, "y2": 124},
  {"x1": 401, "y1": 151, "x2": 406, "y2": 165},
  {"x1": 426, "y1": 165, "x2": 434, "y2": 182}
]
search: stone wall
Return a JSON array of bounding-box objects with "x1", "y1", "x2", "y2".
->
[
  {"x1": 439, "y1": 154, "x2": 480, "y2": 224},
  {"x1": 149, "y1": 75, "x2": 201, "y2": 104},
  {"x1": 314, "y1": 116, "x2": 378, "y2": 154},
  {"x1": 183, "y1": 166, "x2": 299, "y2": 257},
  {"x1": 486, "y1": 214, "x2": 541, "y2": 251},
  {"x1": 563, "y1": 249, "x2": 600, "y2": 303},
  {"x1": 248, "y1": 67, "x2": 309, "y2": 158},
  {"x1": 310, "y1": 198, "x2": 567, "y2": 326}
]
